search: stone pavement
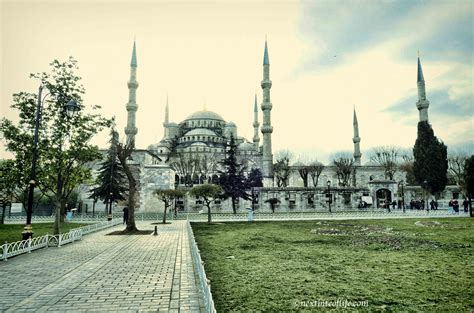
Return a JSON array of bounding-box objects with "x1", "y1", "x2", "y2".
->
[{"x1": 0, "y1": 221, "x2": 205, "y2": 312}]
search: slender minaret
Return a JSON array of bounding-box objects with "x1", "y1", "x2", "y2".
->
[
  {"x1": 253, "y1": 94, "x2": 260, "y2": 151},
  {"x1": 353, "y1": 107, "x2": 362, "y2": 165},
  {"x1": 125, "y1": 40, "x2": 139, "y2": 147},
  {"x1": 163, "y1": 95, "x2": 169, "y2": 138},
  {"x1": 261, "y1": 40, "x2": 273, "y2": 180},
  {"x1": 416, "y1": 55, "x2": 430, "y2": 122}
]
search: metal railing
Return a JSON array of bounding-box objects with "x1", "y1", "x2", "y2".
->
[
  {"x1": 1, "y1": 220, "x2": 121, "y2": 261},
  {"x1": 187, "y1": 222, "x2": 216, "y2": 313}
]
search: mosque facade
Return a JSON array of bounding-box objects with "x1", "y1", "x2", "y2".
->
[{"x1": 84, "y1": 41, "x2": 460, "y2": 213}]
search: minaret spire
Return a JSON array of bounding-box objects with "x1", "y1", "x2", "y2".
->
[
  {"x1": 416, "y1": 54, "x2": 430, "y2": 122},
  {"x1": 352, "y1": 107, "x2": 361, "y2": 166},
  {"x1": 253, "y1": 94, "x2": 260, "y2": 151},
  {"x1": 125, "y1": 39, "x2": 139, "y2": 147},
  {"x1": 260, "y1": 39, "x2": 274, "y2": 183}
]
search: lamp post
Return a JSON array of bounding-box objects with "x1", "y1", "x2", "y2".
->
[
  {"x1": 400, "y1": 180, "x2": 405, "y2": 213},
  {"x1": 327, "y1": 180, "x2": 332, "y2": 213},
  {"x1": 423, "y1": 180, "x2": 428, "y2": 212},
  {"x1": 108, "y1": 192, "x2": 113, "y2": 221},
  {"x1": 22, "y1": 84, "x2": 80, "y2": 240}
]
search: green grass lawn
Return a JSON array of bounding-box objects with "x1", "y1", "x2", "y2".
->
[
  {"x1": 0, "y1": 223, "x2": 89, "y2": 243},
  {"x1": 192, "y1": 218, "x2": 474, "y2": 311}
]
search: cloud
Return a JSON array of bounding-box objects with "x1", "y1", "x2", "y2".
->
[{"x1": 298, "y1": 0, "x2": 472, "y2": 70}]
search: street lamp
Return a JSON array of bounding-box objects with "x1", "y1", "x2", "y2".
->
[
  {"x1": 423, "y1": 180, "x2": 428, "y2": 212},
  {"x1": 22, "y1": 84, "x2": 80, "y2": 240},
  {"x1": 400, "y1": 180, "x2": 405, "y2": 213},
  {"x1": 327, "y1": 180, "x2": 332, "y2": 213}
]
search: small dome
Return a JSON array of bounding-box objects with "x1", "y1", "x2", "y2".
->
[
  {"x1": 238, "y1": 142, "x2": 255, "y2": 151},
  {"x1": 226, "y1": 121, "x2": 236, "y2": 127},
  {"x1": 185, "y1": 128, "x2": 217, "y2": 136},
  {"x1": 185, "y1": 110, "x2": 224, "y2": 121},
  {"x1": 168, "y1": 122, "x2": 178, "y2": 127}
]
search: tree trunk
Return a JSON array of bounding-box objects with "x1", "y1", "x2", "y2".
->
[
  {"x1": 162, "y1": 204, "x2": 168, "y2": 224},
  {"x1": 206, "y1": 199, "x2": 212, "y2": 224},
  {"x1": 232, "y1": 196, "x2": 237, "y2": 214},
  {"x1": 124, "y1": 166, "x2": 138, "y2": 232},
  {"x1": 53, "y1": 200, "x2": 63, "y2": 235}
]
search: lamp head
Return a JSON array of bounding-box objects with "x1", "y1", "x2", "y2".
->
[{"x1": 64, "y1": 99, "x2": 80, "y2": 118}]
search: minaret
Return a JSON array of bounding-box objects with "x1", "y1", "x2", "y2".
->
[
  {"x1": 416, "y1": 55, "x2": 430, "y2": 122},
  {"x1": 261, "y1": 40, "x2": 273, "y2": 181},
  {"x1": 353, "y1": 107, "x2": 362, "y2": 165},
  {"x1": 125, "y1": 40, "x2": 139, "y2": 147},
  {"x1": 253, "y1": 94, "x2": 260, "y2": 151},
  {"x1": 163, "y1": 95, "x2": 169, "y2": 138}
]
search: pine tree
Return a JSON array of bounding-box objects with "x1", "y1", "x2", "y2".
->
[
  {"x1": 413, "y1": 121, "x2": 448, "y2": 194},
  {"x1": 89, "y1": 129, "x2": 127, "y2": 214},
  {"x1": 218, "y1": 135, "x2": 249, "y2": 214}
]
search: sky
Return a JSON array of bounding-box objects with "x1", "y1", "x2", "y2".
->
[{"x1": 1, "y1": 0, "x2": 473, "y2": 164}]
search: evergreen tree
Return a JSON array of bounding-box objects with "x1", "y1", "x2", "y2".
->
[
  {"x1": 247, "y1": 168, "x2": 263, "y2": 210},
  {"x1": 413, "y1": 121, "x2": 448, "y2": 194},
  {"x1": 89, "y1": 128, "x2": 127, "y2": 214},
  {"x1": 218, "y1": 135, "x2": 249, "y2": 214}
]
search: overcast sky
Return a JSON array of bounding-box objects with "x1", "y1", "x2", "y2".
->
[{"x1": 1, "y1": 0, "x2": 472, "y2": 164}]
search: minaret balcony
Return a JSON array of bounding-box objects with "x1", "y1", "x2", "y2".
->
[
  {"x1": 128, "y1": 81, "x2": 139, "y2": 88},
  {"x1": 261, "y1": 80, "x2": 272, "y2": 89},
  {"x1": 261, "y1": 103, "x2": 273, "y2": 110},
  {"x1": 261, "y1": 125, "x2": 273, "y2": 133},
  {"x1": 253, "y1": 121, "x2": 260, "y2": 127},
  {"x1": 126, "y1": 103, "x2": 138, "y2": 111},
  {"x1": 416, "y1": 100, "x2": 429, "y2": 110}
]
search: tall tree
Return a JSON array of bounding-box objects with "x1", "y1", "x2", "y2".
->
[
  {"x1": 88, "y1": 128, "x2": 127, "y2": 215},
  {"x1": 413, "y1": 121, "x2": 448, "y2": 194},
  {"x1": 117, "y1": 137, "x2": 139, "y2": 232},
  {"x1": 155, "y1": 189, "x2": 185, "y2": 224},
  {"x1": 369, "y1": 146, "x2": 400, "y2": 180},
  {"x1": 331, "y1": 152, "x2": 354, "y2": 187},
  {"x1": 190, "y1": 184, "x2": 222, "y2": 223},
  {"x1": 218, "y1": 135, "x2": 249, "y2": 213},
  {"x1": 273, "y1": 150, "x2": 293, "y2": 187},
  {"x1": 0, "y1": 57, "x2": 111, "y2": 235},
  {"x1": 169, "y1": 154, "x2": 199, "y2": 186}
]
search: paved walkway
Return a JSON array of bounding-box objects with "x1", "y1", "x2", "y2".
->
[{"x1": 0, "y1": 221, "x2": 204, "y2": 312}]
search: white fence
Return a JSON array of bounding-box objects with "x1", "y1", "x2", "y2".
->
[
  {"x1": 1, "y1": 220, "x2": 121, "y2": 261},
  {"x1": 187, "y1": 222, "x2": 216, "y2": 313}
]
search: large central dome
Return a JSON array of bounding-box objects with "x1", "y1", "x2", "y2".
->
[{"x1": 184, "y1": 110, "x2": 224, "y2": 121}]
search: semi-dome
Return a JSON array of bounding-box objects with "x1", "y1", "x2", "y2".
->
[
  {"x1": 185, "y1": 128, "x2": 217, "y2": 136},
  {"x1": 184, "y1": 110, "x2": 224, "y2": 121}
]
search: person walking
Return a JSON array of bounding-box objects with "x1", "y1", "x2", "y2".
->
[
  {"x1": 463, "y1": 198, "x2": 469, "y2": 213},
  {"x1": 123, "y1": 206, "x2": 129, "y2": 225}
]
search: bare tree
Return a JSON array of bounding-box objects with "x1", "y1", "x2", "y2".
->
[
  {"x1": 308, "y1": 161, "x2": 325, "y2": 187},
  {"x1": 448, "y1": 150, "x2": 469, "y2": 188},
  {"x1": 195, "y1": 153, "x2": 220, "y2": 183},
  {"x1": 399, "y1": 148, "x2": 415, "y2": 184},
  {"x1": 273, "y1": 150, "x2": 293, "y2": 187},
  {"x1": 368, "y1": 146, "x2": 400, "y2": 180},
  {"x1": 169, "y1": 153, "x2": 199, "y2": 186},
  {"x1": 331, "y1": 152, "x2": 354, "y2": 187}
]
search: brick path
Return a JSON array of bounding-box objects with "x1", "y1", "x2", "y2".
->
[{"x1": 0, "y1": 221, "x2": 204, "y2": 312}]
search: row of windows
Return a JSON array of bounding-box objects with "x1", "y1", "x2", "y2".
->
[
  {"x1": 184, "y1": 120, "x2": 225, "y2": 128},
  {"x1": 179, "y1": 135, "x2": 224, "y2": 143}
]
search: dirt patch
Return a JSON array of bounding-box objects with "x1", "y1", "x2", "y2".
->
[
  {"x1": 107, "y1": 230, "x2": 153, "y2": 235},
  {"x1": 415, "y1": 221, "x2": 444, "y2": 228},
  {"x1": 310, "y1": 228, "x2": 348, "y2": 236}
]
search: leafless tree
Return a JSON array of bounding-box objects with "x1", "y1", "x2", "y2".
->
[
  {"x1": 169, "y1": 153, "x2": 199, "y2": 185},
  {"x1": 368, "y1": 146, "x2": 401, "y2": 180},
  {"x1": 273, "y1": 150, "x2": 293, "y2": 187},
  {"x1": 331, "y1": 152, "x2": 354, "y2": 187},
  {"x1": 308, "y1": 161, "x2": 325, "y2": 187},
  {"x1": 448, "y1": 150, "x2": 469, "y2": 188},
  {"x1": 195, "y1": 153, "x2": 220, "y2": 183},
  {"x1": 399, "y1": 148, "x2": 415, "y2": 184}
]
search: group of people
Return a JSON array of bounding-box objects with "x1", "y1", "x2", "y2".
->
[{"x1": 448, "y1": 199, "x2": 470, "y2": 214}]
